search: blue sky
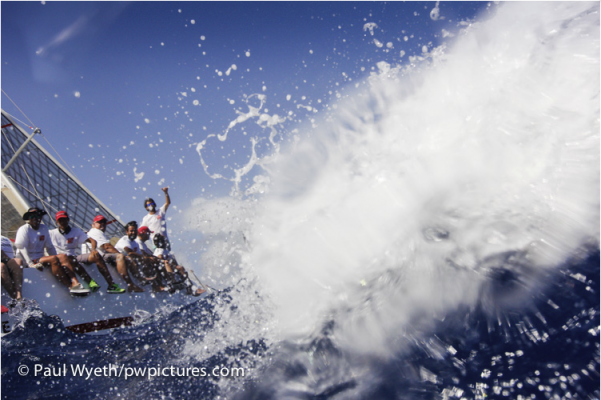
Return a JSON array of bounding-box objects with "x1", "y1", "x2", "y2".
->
[{"x1": 1, "y1": 1, "x2": 490, "y2": 237}]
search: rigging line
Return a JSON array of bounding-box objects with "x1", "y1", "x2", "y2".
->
[
  {"x1": 2, "y1": 112, "x2": 34, "y2": 131},
  {"x1": 17, "y1": 161, "x2": 56, "y2": 228},
  {"x1": 4, "y1": 175, "x2": 90, "y2": 233},
  {"x1": 6, "y1": 173, "x2": 115, "y2": 221},
  {"x1": 4, "y1": 175, "x2": 119, "y2": 233},
  {"x1": 1, "y1": 90, "x2": 36, "y2": 128},
  {"x1": 1, "y1": 127, "x2": 19, "y2": 155},
  {"x1": 39, "y1": 134, "x2": 79, "y2": 179},
  {"x1": 2, "y1": 98, "x2": 81, "y2": 183},
  {"x1": 3, "y1": 111, "x2": 81, "y2": 203}
]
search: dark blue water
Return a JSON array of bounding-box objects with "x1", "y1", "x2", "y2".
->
[{"x1": 2, "y1": 251, "x2": 598, "y2": 399}]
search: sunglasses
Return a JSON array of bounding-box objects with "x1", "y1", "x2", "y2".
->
[{"x1": 146, "y1": 202, "x2": 156, "y2": 207}]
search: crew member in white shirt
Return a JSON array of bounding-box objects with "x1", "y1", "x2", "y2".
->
[
  {"x1": 116, "y1": 221, "x2": 168, "y2": 292},
  {"x1": 14, "y1": 207, "x2": 89, "y2": 295},
  {"x1": 134, "y1": 226, "x2": 167, "y2": 273},
  {"x1": 1, "y1": 235, "x2": 23, "y2": 300},
  {"x1": 136, "y1": 226, "x2": 176, "y2": 284},
  {"x1": 87, "y1": 215, "x2": 143, "y2": 293},
  {"x1": 142, "y1": 187, "x2": 172, "y2": 250},
  {"x1": 50, "y1": 211, "x2": 125, "y2": 294}
]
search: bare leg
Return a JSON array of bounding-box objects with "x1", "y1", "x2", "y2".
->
[
  {"x1": 174, "y1": 263, "x2": 205, "y2": 296},
  {"x1": 135, "y1": 257, "x2": 168, "y2": 291},
  {"x1": 147, "y1": 257, "x2": 172, "y2": 286},
  {"x1": 115, "y1": 255, "x2": 143, "y2": 292},
  {"x1": 1, "y1": 262, "x2": 16, "y2": 298},
  {"x1": 40, "y1": 255, "x2": 78, "y2": 288},
  {"x1": 85, "y1": 253, "x2": 116, "y2": 286},
  {"x1": 163, "y1": 259, "x2": 175, "y2": 274},
  {"x1": 175, "y1": 265, "x2": 188, "y2": 279},
  {"x1": 8, "y1": 259, "x2": 23, "y2": 299},
  {"x1": 62, "y1": 254, "x2": 93, "y2": 284},
  {"x1": 150, "y1": 278, "x2": 168, "y2": 292},
  {"x1": 125, "y1": 257, "x2": 148, "y2": 281}
]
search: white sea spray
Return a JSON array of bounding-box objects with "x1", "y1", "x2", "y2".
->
[{"x1": 182, "y1": 2, "x2": 599, "y2": 394}]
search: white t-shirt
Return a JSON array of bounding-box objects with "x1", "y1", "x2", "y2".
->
[
  {"x1": 1, "y1": 235, "x2": 15, "y2": 259},
  {"x1": 141, "y1": 204, "x2": 169, "y2": 242},
  {"x1": 86, "y1": 227, "x2": 111, "y2": 255},
  {"x1": 115, "y1": 236, "x2": 140, "y2": 256},
  {"x1": 14, "y1": 223, "x2": 57, "y2": 265},
  {"x1": 134, "y1": 237, "x2": 153, "y2": 256},
  {"x1": 49, "y1": 226, "x2": 89, "y2": 256},
  {"x1": 153, "y1": 247, "x2": 169, "y2": 258}
]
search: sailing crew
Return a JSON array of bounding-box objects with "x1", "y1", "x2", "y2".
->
[
  {"x1": 86, "y1": 215, "x2": 144, "y2": 293},
  {"x1": 134, "y1": 225, "x2": 172, "y2": 281},
  {"x1": 142, "y1": 187, "x2": 173, "y2": 251},
  {"x1": 49, "y1": 211, "x2": 126, "y2": 294},
  {"x1": 14, "y1": 207, "x2": 89, "y2": 295},
  {"x1": 136, "y1": 226, "x2": 173, "y2": 274},
  {"x1": 115, "y1": 221, "x2": 168, "y2": 292},
  {"x1": 142, "y1": 187, "x2": 183, "y2": 271},
  {"x1": 1, "y1": 235, "x2": 23, "y2": 300},
  {"x1": 136, "y1": 226, "x2": 179, "y2": 287},
  {"x1": 134, "y1": 226, "x2": 156, "y2": 258},
  {"x1": 153, "y1": 233, "x2": 205, "y2": 296}
]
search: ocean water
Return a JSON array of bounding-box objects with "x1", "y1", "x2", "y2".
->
[{"x1": 2, "y1": 2, "x2": 599, "y2": 399}]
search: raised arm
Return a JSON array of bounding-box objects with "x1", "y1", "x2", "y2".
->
[{"x1": 162, "y1": 187, "x2": 171, "y2": 211}]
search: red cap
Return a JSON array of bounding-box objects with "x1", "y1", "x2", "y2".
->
[
  {"x1": 93, "y1": 215, "x2": 107, "y2": 223},
  {"x1": 55, "y1": 210, "x2": 69, "y2": 221},
  {"x1": 138, "y1": 226, "x2": 153, "y2": 235}
]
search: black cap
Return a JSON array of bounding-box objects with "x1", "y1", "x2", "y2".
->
[{"x1": 23, "y1": 207, "x2": 47, "y2": 221}]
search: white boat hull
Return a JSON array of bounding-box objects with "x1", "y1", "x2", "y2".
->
[{"x1": 1, "y1": 264, "x2": 208, "y2": 335}]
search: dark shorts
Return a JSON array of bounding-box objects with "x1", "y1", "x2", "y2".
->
[{"x1": 102, "y1": 253, "x2": 120, "y2": 266}]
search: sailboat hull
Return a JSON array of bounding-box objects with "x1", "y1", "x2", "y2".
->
[{"x1": 1, "y1": 265, "x2": 206, "y2": 335}]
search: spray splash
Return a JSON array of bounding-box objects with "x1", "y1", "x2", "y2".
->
[
  {"x1": 239, "y1": 1, "x2": 599, "y2": 344},
  {"x1": 186, "y1": 2, "x2": 598, "y2": 398}
]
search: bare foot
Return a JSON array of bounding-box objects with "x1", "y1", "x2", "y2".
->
[
  {"x1": 192, "y1": 288, "x2": 206, "y2": 296},
  {"x1": 128, "y1": 284, "x2": 144, "y2": 293}
]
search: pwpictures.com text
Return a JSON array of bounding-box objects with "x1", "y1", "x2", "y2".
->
[{"x1": 17, "y1": 363, "x2": 245, "y2": 380}]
